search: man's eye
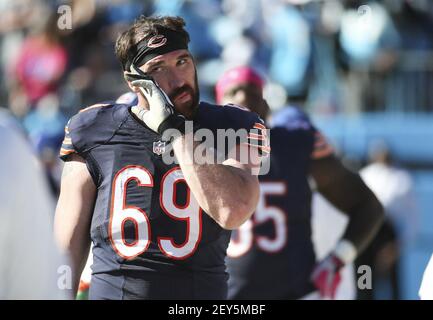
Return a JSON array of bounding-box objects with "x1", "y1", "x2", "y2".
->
[
  {"x1": 178, "y1": 58, "x2": 188, "y2": 66},
  {"x1": 150, "y1": 66, "x2": 163, "y2": 73}
]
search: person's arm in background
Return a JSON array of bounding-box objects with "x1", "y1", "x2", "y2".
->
[
  {"x1": 309, "y1": 154, "x2": 384, "y2": 298},
  {"x1": 311, "y1": 155, "x2": 384, "y2": 253},
  {"x1": 54, "y1": 153, "x2": 96, "y2": 296}
]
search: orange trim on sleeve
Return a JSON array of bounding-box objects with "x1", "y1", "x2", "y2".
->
[
  {"x1": 248, "y1": 133, "x2": 266, "y2": 141},
  {"x1": 60, "y1": 148, "x2": 76, "y2": 156},
  {"x1": 253, "y1": 123, "x2": 266, "y2": 130},
  {"x1": 312, "y1": 145, "x2": 334, "y2": 159}
]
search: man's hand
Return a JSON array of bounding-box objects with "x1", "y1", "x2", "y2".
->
[
  {"x1": 310, "y1": 239, "x2": 357, "y2": 299},
  {"x1": 310, "y1": 253, "x2": 345, "y2": 299},
  {"x1": 125, "y1": 65, "x2": 185, "y2": 135}
]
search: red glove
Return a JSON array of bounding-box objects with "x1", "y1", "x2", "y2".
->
[{"x1": 310, "y1": 253, "x2": 345, "y2": 299}]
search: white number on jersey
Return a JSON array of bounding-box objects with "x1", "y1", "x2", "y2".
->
[
  {"x1": 109, "y1": 166, "x2": 201, "y2": 260},
  {"x1": 227, "y1": 181, "x2": 287, "y2": 257}
]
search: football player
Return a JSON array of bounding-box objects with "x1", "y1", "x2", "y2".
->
[
  {"x1": 216, "y1": 66, "x2": 384, "y2": 299},
  {"x1": 54, "y1": 16, "x2": 268, "y2": 300}
]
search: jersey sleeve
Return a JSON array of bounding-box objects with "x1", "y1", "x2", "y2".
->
[
  {"x1": 223, "y1": 103, "x2": 271, "y2": 156},
  {"x1": 59, "y1": 119, "x2": 76, "y2": 160},
  {"x1": 59, "y1": 103, "x2": 112, "y2": 161},
  {"x1": 115, "y1": 92, "x2": 138, "y2": 106}
]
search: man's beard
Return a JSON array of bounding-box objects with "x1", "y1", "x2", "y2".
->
[{"x1": 169, "y1": 72, "x2": 200, "y2": 119}]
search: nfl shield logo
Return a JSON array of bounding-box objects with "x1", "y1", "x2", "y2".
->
[{"x1": 153, "y1": 140, "x2": 166, "y2": 155}]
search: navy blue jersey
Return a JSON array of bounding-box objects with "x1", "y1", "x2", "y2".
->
[
  {"x1": 60, "y1": 101, "x2": 267, "y2": 299},
  {"x1": 226, "y1": 106, "x2": 334, "y2": 300}
]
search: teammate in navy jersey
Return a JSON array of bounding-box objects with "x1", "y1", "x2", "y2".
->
[
  {"x1": 54, "y1": 17, "x2": 267, "y2": 300},
  {"x1": 216, "y1": 66, "x2": 384, "y2": 300}
]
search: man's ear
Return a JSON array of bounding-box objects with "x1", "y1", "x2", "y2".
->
[{"x1": 124, "y1": 71, "x2": 140, "y2": 93}]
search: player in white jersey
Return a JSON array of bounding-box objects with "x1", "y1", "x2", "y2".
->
[{"x1": 0, "y1": 110, "x2": 70, "y2": 299}]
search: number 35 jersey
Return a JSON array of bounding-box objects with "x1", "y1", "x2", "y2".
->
[
  {"x1": 226, "y1": 106, "x2": 334, "y2": 299},
  {"x1": 59, "y1": 101, "x2": 267, "y2": 299}
]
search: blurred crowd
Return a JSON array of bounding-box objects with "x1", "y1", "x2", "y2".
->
[
  {"x1": 0, "y1": 0, "x2": 429, "y2": 299},
  {"x1": 1, "y1": 0, "x2": 433, "y2": 195}
]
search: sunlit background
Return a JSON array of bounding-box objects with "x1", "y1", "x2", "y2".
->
[{"x1": 0, "y1": 0, "x2": 432, "y2": 299}]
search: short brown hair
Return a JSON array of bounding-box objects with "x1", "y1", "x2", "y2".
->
[{"x1": 115, "y1": 15, "x2": 190, "y2": 70}]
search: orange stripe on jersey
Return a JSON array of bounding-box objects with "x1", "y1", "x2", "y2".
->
[
  {"x1": 312, "y1": 145, "x2": 333, "y2": 159},
  {"x1": 79, "y1": 103, "x2": 110, "y2": 113},
  {"x1": 60, "y1": 148, "x2": 76, "y2": 156},
  {"x1": 253, "y1": 123, "x2": 266, "y2": 130}
]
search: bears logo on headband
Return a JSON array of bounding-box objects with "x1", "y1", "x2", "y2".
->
[
  {"x1": 125, "y1": 27, "x2": 189, "y2": 71},
  {"x1": 147, "y1": 35, "x2": 167, "y2": 49}
]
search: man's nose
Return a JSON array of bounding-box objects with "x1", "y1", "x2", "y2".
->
[{"x1": 168, "y1": 68, "x2": 186, "y2": 89}]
